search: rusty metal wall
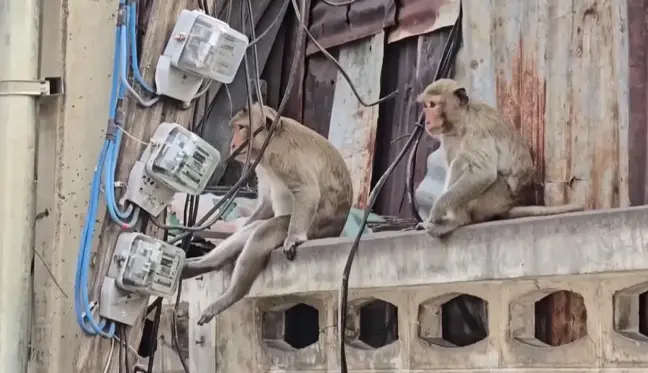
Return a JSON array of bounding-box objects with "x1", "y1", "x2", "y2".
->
[
  {"x1": 627, "y1": 0, "x2": 648, "y2": 206},
  {"x1": 454, "y1": 0, "x2": 632, "y2": 209},
  {"x1": 217, "y1": 0, "x2": 645, "y2": 215}
]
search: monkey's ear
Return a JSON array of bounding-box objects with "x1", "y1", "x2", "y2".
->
[{"x1": 453, "y1": 88, "x2": 469, "y2": 106}]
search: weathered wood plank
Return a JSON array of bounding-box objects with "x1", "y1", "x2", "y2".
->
[
  {"x1": 327, "y1": 32, "x2": 385, "y2": 209},
  {"x1": 138, "y1": 303, "x2": 189, "y2": 373},
  {"x1": 73, "y1": 1, "x2": 200, "y2": 372},
  {"x1": 456, "y1": 0, "x2": 630, "y2": 348},
  {"x1": 281, "y1": 0, "x2": 311, "y2": 121}
]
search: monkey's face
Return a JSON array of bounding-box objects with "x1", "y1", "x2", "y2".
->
[
  {"x1": 422, "y1": 96, "x2": 447, "y2": 136},
  {"x1": 230, "y1": 120, "x2": 258, "y2": 162}
]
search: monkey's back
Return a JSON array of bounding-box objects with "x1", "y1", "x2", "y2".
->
[
  {"x1": 264, "y1": 118, "x2": 354, "y2": 236},
  {"x1": 465, "y1": 101, "x2": 535, "y2": 195}
]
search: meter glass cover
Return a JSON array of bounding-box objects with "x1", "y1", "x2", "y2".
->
[
  {"x1": 178, "y1": 16, "x2": 245, "y2": 79},
  {"x1": 122, "y1": 238, "x2": 161, "y2": 289},
  {"x1": 151, "y1": 251, "x2": 182, "y2": 294},
  {"x1": 151, "y1": 127, "x2": 214, "y2": 193}
]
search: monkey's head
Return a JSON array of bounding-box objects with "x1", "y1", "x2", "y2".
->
[
  {"x1": 229, "y1": 103, "x2": 280, "y2": 162},
  {"x1": 416, "y1": 79, "x2": 469, "y2": 136}
]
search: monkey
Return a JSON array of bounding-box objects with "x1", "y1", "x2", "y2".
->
[
  {"x1": 181, "y1": 102, "x2": 354, "y2": 325},
  {"x1": 415, "y1": 79, "x2": 583, "y2": 237}
]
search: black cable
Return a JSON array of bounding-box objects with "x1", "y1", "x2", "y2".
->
[
  {"x1": 164, "y1": 0, "x2": 307, "y2": 244},
  {"x1": 122, "y1": 325, "x2": 131, "y2": 373},
  {"x1": 322, "y1": 0, "x2": 356, "y2": 6},
  {"x1": 119, "y1": 327, "x2": 124, "y2": 373},
  {"x1": 337, "y1": 4, "x2": 464, "y2": 372},
  {"x1": 405, "y1": 117, "x2": 423, "y2": 221}
]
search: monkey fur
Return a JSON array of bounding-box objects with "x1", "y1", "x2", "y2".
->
[
  {"x1": 416, "y1": 79, "x2": 583, "y2": 237},
  {"x1": 182, "y1": 103, "x2": 353, "y2": 325}
]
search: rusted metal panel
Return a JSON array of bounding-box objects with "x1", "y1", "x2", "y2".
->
[
  {"x1": 455, "y1": 0, "x2": 630, "y2": 210},
  {"x1": 454, "y1": 0, "x2": 631, "y2": 349},
  {"x1": 306, "y1": 0, "x2": 396, "y2": 56},
  {"x1": 303, "y1": 52, "x2": 339, "y2": 135},
  {"x1": 627, "y1": 0, "x2": 648, "y2": 206},
  {"x1": 327, "y1": 33, "x2": 385, "y2": 209},
  {"x1": 387, "y1": 0, "x2": 460, "y2": 44}
]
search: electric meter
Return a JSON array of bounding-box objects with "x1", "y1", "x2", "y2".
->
[
  {"x1": 125, "y1": 122, "x2": 221, "y2": 216},
  {"x1": 155, "y1": 9, "x2": 248, "y2": 104},
  {"x1": 99, "y1": 232, "x2": 186, "y2": 325}
]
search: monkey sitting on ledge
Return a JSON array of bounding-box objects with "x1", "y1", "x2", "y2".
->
[
  {"x1": 416, "y1": 79, "x2": 583, "y2": 237},
  {"x1": 181, "y1": 103, "x2": 353, "y2": 325}
]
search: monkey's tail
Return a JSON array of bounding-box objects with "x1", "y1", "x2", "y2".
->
[{"x1": 504, "y1": 204, "x2": 584, "y2": 218}]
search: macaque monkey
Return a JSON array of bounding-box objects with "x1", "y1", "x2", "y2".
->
[
  {"x1": 416, "y1": 79, "x2": 583, "y2": 237},
  {"x1": 182, "y1": 103, "x2": 353, "y2": 325}
]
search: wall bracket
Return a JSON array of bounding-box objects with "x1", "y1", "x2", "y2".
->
[{"x1": 0, "y1": 77, "x2": 64, "y2": 97}]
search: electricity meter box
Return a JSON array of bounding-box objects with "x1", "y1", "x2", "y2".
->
[
  {"x1": 99, "y1": 232, "x2": 186, "y2": 325},
  {"x1": 155, "y1": 9, "x2": 249, "y2": 103},
  {"x1": 125, "y1": 122, "x2": 221, "y2": 216}
]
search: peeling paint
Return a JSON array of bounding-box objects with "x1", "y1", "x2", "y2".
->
[{"x1": 495, "y1": 37, "x2": 547, "y2": 205}]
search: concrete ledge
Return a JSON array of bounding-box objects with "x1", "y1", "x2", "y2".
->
[{"x1": 245, "y1": 206, "x2": 648, "y2": 298}]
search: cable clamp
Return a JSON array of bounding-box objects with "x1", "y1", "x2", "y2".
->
[
  {"x1": 106, "y1": 120, "x2": 118, "y2": 140},
  {"x1": 0, "y1": 77, "x2": 64, "y2": 97},
  {"x1": 117, "y1": 3, "x2": 128, "y2": 26}
]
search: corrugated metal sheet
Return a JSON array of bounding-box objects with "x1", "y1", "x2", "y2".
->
[
  {"x1": 387, "y1": 0, "x2": 460, "y2": 43},
  {"x1": 306, "y1": 0, "x2": 396, "y2": 56},
  {"x1": 627, "y1": 0, "x2": 648, "y2": 206},
  {"x1": 455, "y1": 0, "x2": 630, "y2": 209}
]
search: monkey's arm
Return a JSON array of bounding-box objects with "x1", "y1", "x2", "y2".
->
[
  {"x1": 282, "y1": 172, "x2": 321, "y2": 260},
  {"x1": 434, "y1": 154, "x2": 497, "y2": 215}
]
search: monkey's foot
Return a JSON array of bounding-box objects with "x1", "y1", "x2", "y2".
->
[
  {"x1": 197, "y1": 302, "x2": 222, "y2": 325},
  {"x1": 181, "y1": 258, "x2": 210, "y2": 280},
  {"x1": 282, "y1": 234, "x2": 306, "y2": 261},
  {"x1": 425, "y1": 222, "x2": 456, "y2": 238}
]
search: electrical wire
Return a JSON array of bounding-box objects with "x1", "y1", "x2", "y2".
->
[
  {"x1": 193, "y1": 80, "x2": 213, "y2": 98},
  {"x1": 102, "y1": 338, "x2": 116, "y2": 373},
  {"x1": 74, "y1": 0, "x2": 157, "y2": 339},
  {"x1": 156, "y1": 0, "x2": 400, "y2": 236},
  {"x1": 292, "y1": 4, "x2": 397, "y2": 107},
  {"x1": 128, "y1": 2, "x2": 156, "y2": 94},
  {"x1": 322, "y1": 0, "x2": 356, "y2": 5},
  {"x1": 123, "y1": 325, "x2": 131, "y2": 373},
  {"x1": 153, "y1": 0, "x2": 308, "y2": 242},
  {"x1": 247, "y1": 0, "x2": 290, "y2": 48},
  {"x1": 337, "y1": 4, "x2": 464, "y2": 372}
]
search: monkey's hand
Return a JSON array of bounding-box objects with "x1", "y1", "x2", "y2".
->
[
  {"x1": 282, "y1": 234, "x2": 307, "y2": 261},
  {"x1": 429, "y1": 201, "x2": 448, "y2": 223}
]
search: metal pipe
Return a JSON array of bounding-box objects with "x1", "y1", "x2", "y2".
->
[{"x1": 0, "y1": 0, "x2": 41, "y2": 372}]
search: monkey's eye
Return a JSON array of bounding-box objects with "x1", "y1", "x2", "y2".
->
[
  {"x1": 428, "y1": 102, "x2": 436, "y2": 108},
  {"x1": 236, "y1": 124, "x2": 246, "y2": 131}
]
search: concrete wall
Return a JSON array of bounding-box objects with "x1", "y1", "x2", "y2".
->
[
  {"x1": 31, "y1": 0, "x2": 116, "y2": 372},
  {"x1": 177, "y1": 206, "x2": 648, "y2": 372}
]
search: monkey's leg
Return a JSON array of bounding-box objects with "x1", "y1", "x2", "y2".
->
[
  {"x1": 197, "y1": 216, "x2": 291, "y2": 325},
  {"x1": 181, "y1": 220, "x2": 264, "y2": 279},
  {"x1": 283, "y1": 188, "x2": 320, "y2": 261},
  {"x1": 243, "y1": 185, "x2": 273, "y2": 227}
]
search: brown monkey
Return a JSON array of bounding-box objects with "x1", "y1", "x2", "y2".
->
[
  {"x1": 416, "y1": 79, "x2": 583, "y2": 237},
  {"x1": 182, "y1": 103, "x2": 353, "y2": 325}
]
